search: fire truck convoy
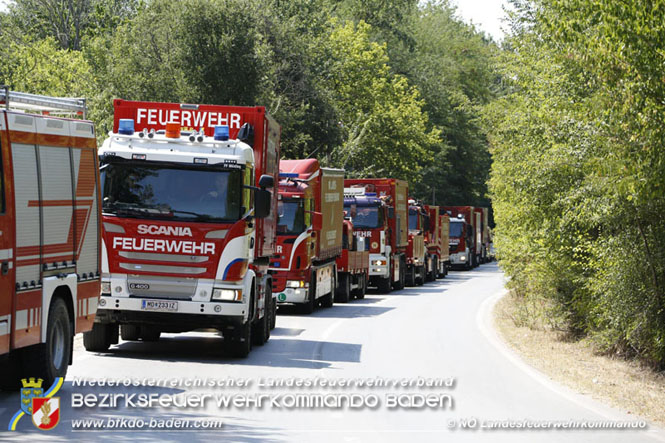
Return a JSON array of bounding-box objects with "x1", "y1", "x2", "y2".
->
[
  {"x1": 344, "y1": 179, "x2": 408, "y2": 293},
  {"x1": 87, "y1": 99, "x2": 279, "y2": 357},
  {"x1": 0, "y1": 89, "x2": 101, "y2": 387},
  {"x1": 270, "y1": 159, "x2": 344, "y2": 313}
]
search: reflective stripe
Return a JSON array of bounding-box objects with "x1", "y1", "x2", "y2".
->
[{"x1": 0, "y1": 248, "x2": 13, "y2": 260}]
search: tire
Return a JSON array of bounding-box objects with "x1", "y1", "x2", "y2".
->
[
  {"x1": 140, "y1": 327, "x2": 161, "y2": 342},
  {"x1": 226, "y1": 321, "x2": 252, "y2": 358},
  {"x1": 416, "y1": 266, "x2": 425, "y2": 286},
  {"x1": 270, "y1": 296, "x2": 277, "y2": 330},
  {"x1": 120, "y1": 324, "x2": 141, "y2": 341},
  {"x1": 335, "y1": 273, "x2": 351, "y2": 303},
  {"x1": 393, "y1": 257, "x2": 406, "y2": 290},
  {"x1": 300, "y1": 277, "x2": 316, "y2": 314},
  {"x1": 377, "y1": 275, "x2": 391, "y2": 293},
  {"x1": 406, "y1": 266, "x2": 416, "y2": 287},
  {"x1": 21, "y1": 298, "x2": 72, "y2": 386},
  {"x1": 252, "y1": 293, "x2": 269, "y2": 346},
  {"x1": 83, "y1": 322, "x2": 113, "y2": 353},
  {"x1": 352, "y1": 273, "x2": 366, "y2": 299}
]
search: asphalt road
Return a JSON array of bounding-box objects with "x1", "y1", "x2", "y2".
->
[{"x1": 1, "y1": 263, "x2": 664, "y2": 442}]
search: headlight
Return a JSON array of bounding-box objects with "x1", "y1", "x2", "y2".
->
[
  {"x1": 460, "y1": 255, "x2": 466, "y2": 261},
  {"x1": 101, "y1": 281, "x2": 111, "y2": 294},
  {"x1": 212, "y1": 289, "x2": 242, "y2": 301},
  {"x1": 286, "y1": 280, "x2": 305, "y2": 288}
]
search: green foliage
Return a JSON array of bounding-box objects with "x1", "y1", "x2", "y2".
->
[{"x1": 487, "y1": 0, "x2": 665, "y2": 366}]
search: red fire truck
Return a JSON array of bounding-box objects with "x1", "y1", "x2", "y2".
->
[
  {"x1": 406, "y1": 200, "x2": 427, "y2": 286},
  {"x1": 270, "y1": 159, "x2": 344, "y2": 313},
  {"x1": 0, "y1": 89, "x2": 101, "y2": 387},
  {"x1": 88, "y1": 99, "x2": 278, "y2": 357},
  {"x1": 344, "y1": 179, "x2": 408, "y2": 293},
  {"x1": 335, "y1": 193, "x2": 370, "y2": 302},
  {"x1": 443, "y1": 206, "x2": 480, "y2": 269},
  {"x1": 423, "y1": 205, "x2": 449, "y2": 281}
]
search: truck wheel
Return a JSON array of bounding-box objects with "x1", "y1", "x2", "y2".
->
[
  {"x1": 83, "y1": 322, "x2": 113, "y2": 353},
  {"x1": 252, "y1": 292, "x2": 269, "y2": 346},
  {"x1": 335, "y1": 273, "x2": 351, "y2": 303},
  {"x1": 406, "y1": 266, "x2": 415, "y2": 287},
  {"x1": 270, "y1": 296, "x2": 277, "y2": 329},
  {"x1": 393, "y1": 257, "x2": 406, "y2": 290},
  {"x1": 226, "y1": 321, "x2": 252, "y2": 358},
  {"x1": 20, "y1": 298, "x2": 71, "y2": 387},
  {"x1": 301, "y1": 278, "x2": 316, "y2": 314},
  {"x1": 377, "y1": 275, "x2": 391, "y2": 293},
  {"x1": 141, "y1": 327, "x2": 161, "y2": 342},
  {"x1": 352, "y1": 273, "x2": 366, "y2": 299},
  {"x1": 416, "y1": 266, "x2": 425, "y2": 285},
  {"x1": 464, "y1": 257, "x2": 472, "y2": 271},
  {"x1": 120, "y1": 324, "x2": 141, "y2": 341}
]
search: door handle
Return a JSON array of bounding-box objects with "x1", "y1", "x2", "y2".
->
[{"x1": 1, "y1": 261, "x2": 8, "y2": 275}]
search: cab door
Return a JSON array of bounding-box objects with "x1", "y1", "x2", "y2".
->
[{"x1": 0, "y1": 112, "x2": 16, "y2": 354}]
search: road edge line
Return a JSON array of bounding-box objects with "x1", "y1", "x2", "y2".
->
[{"x1": 477, "y1": 289, "x2": 665, "y2": 442}]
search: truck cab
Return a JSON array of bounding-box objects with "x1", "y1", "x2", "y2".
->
[{"x1": 88, "y1": 100, "x2": 279, "y2": 358}]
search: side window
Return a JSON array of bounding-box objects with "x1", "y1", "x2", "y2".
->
[
  {"x1": 304, "y1": 197, "x2": 312, "y2": 227},
  {"x1": 244, "y1": 166, "x2": 253, "y2": 214}
]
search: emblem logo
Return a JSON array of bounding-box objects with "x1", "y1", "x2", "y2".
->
[
  {"x1": 31, "y1": 397, "x2": 60, "y2": 431},
  {"x1": 8, "y1": 377, "x2": 63, "y2": 431}
]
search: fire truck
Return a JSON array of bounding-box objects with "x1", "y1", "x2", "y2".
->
[
  {"x1": 443, "y1": 206, "x2": 480, "y2": 270},
  {"x1": 406, "y1": 200, "x2": 427, "y2": 286},
  {"x1": 344, "y1": 179, "x2": 408, "y2": 293},
  {"x1": 0, "y1": 89, "x2": 101, "y2": 388},
  {"x1": 87, "y1": 99, "x2": 279, "y2": 358},
  {"x1": 335, "y1": 192, "x2": 370, "y2": 302},
  {"x1": 423, "y1": 205, "x2": 449, "y2": 281},
  {"x1": 270, "y1": 159, "x2": 344, "y2": 314}
]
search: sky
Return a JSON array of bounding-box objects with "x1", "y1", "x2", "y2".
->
[{"x1": 451, "y1": 0, "x2": 512, "y2": 41}]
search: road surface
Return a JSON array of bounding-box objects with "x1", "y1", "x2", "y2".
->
[{"x1": 1, "y1": 263, "x2": 663, "y2": 442}]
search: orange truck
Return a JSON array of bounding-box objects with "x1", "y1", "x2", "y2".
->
[{"x1": 0, "y1": 89, "x2": 101, "y2": 388}]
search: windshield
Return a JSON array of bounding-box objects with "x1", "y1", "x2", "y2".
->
[
  {"x1": 101, "y1": 161, "x2": 242, "y2": 223},
  {"x1": 349, "y1": 205, "x2": 383, "y2": 229},
  {"x1": 409, "y1": 209, "x2": 418, "y2": 230},
  {"x1": 450, "y1": 221, "x2": 464, "y2": 238},
  {"x1": 277, "y1": 200, "x2": 305, "y2": 235}
]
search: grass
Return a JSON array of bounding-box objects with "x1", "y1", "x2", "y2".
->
[{"x1": 494, "y1": 292, "x2": 665, "y2": 427}]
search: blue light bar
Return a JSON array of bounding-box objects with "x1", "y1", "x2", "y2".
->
[
  {"x1": 365, "y1": 192, "x2": 377, "y2": 197},
  {"x1": 279, "y1": 172, "x2": 299, "y2": 178},
  {"x1": 118, "y1": 119, "x2": 135, "y2": 135},
  {"x1": 214, "y1": 125, "x2": 229, "y2": 141}
]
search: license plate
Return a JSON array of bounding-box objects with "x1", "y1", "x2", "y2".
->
[{"x1": 141, "y1": 300, "x2": 178, "y2": 312}]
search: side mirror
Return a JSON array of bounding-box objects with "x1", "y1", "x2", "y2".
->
[
  {"x1": 255, "y1": 189, "x2": 271, "y2": 218},
  {"x1": 388, "y1": 207, "x2": 395, "y2": 219},
  {"x1": 309, "y1": 211, "x2": 323, "y2": 231},
  {"x1": 259, "y1": 174, "x2": 274, "y2": 189}
]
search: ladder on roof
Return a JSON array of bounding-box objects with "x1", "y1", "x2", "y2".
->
[{"x1": 0, "y1": 86, "x2": 87, "y2": 118}]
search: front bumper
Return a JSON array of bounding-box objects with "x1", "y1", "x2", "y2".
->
[
  {"x1": 96, "y1": 295, "x2": 247, "y2": 323},
  {"x1": 368, "y1": 253, "x2": 389, "y2": 277},
  {"x1": 273, "y1": 287, "x2": 309, "y2": 304},
  {"x1": 450, "y1": 252, "x2": 469, "y2": 265}
]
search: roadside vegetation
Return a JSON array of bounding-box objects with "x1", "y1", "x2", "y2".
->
[
  {"x1": 0, "y1": 0, "x2": 497, "y2": 206},
  {"x1": 485, "y1": 1, "x2": 665, "y2": 369}
]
